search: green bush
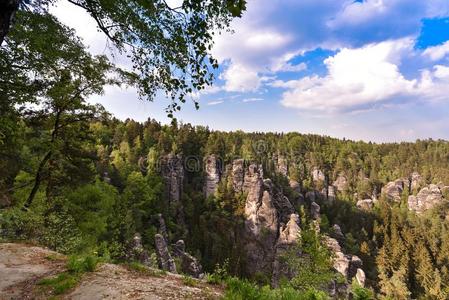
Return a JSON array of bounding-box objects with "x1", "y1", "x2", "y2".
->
[
  {"x1": 67, "y1": 255, "x2": 98, "y2": 273},
  {"x1": 223, "y1": 277, "x2": 328, "y2": 300},
  {"x1": 38, "y1": 273, "x2": 78, "y2": 295},
  {"x1": 352, "y1": 280, "x2": 375, "y2": 300}
]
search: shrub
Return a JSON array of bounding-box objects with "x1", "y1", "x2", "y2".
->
[
  {"x1": 67, "y1": 255, "x2": 98, "y2": 273},
  {"x1": 223, "y1": 277, "x2": 328, "y2": 300}
]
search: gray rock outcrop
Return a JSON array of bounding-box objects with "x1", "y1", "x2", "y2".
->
[
  {"x1": 274, "y1": 155, "x2": 288, "y2": 177},
  {"x1": 127, "y1": 233, "x2": 150, "y2": 265},
  {"x1": 327, "y1": 185, "x2": 336, "y2": 203},
  {"x1": 333, "y1": 173, "x2": 348, "y2": 192},
  {"x1": 408, "y1": 184, "x2": 445, "y2": 213},
  {"x1": 410, "y1": 172, "x2": 424, "y2": 191},
  {"x1": 310, "y1": 202, "x2": 321, "y2": 220},
  {"x1": 324, "y1": 236, "x2": 364, "y2": 282},
  {"x1": 355, "y1": 268, "x2": 366, "y2": 287},
  {"x1": 331, "y1": 224, "x2": 345, "y2": 245},
  {"x1": 272, "y1": 214, "x2": 301, "y2": 287},
  {"x1": 160, "y1": 154, "x2": 184, "y2": 224},
  {"x1": 356, "y1": 199, "x2": 377, "y2": 211},
  {"x1": 381, "y1": 179, "x2": 408, "y2": 202},
  {"x1": 204, "y1": 155, "x2": 221, "y2": 198},
  {"x1": 154, "y1": 234, "x2": 177, "y2": 273},
  {"x1": 172, "y1": 240, "x2": 203, "y2": 278},
  {"x1": 232, "y1": 159, "x2": 245, "y2": 192},
  {"x1": 243, "y1": 164, "x2": 279, "y2": 276},
  {"x1": 289, "y1": 179, "x2": 304, "y2": 207},
  {"x1": 312, "y1": 168, "x2": 325, "y2": 182}
]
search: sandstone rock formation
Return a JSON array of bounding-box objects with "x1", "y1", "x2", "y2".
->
[
  {"x1": 160, "y1": 154, "x2": 184, "y2": 204},
  {"x1": 355, "y1": 268, "x2": 366, "y2": 287},
  {"x1": 231, "y1": 159, "x2": 245, "y2": 192},
  {"x1": 331, "y1": 224, "x2": 345, "y2": 245},
  {"x1": 408, "y1": 184, "x2": 446, "y2": 213},
  {"x1": 381, "y1": 179, "x2": 408, "y2": 202},
  {"x1": 333, "y1": 173, "x2": 348, "y2": 192},
  {"x1": 411, "y1": 172, "x2": 424, "y2": 191},
  {"x1": 160, "y1": 154, "x2": 184, "y2": 224},
  {"x1": 204, "y1": 154, "x2": 221, "y2": 198},
  {"x1": 127, "y1": 233, "x2": 150, "y2": 265},
  {"x1": 172, "y1": 240, "x2": 203, "y2": 278},
  {"x1": 272, "y1": 214, "x2": 301, "y2": 287},
  {"x1": 356, "y1": 199, "x2": 377, "y2": 211},
  {"x1": 274, "y1": 154, "x2": 288, "y2": 177},
  {"x1": 327, "y1": 185, "x2": 336, "y2": 203},
  {"x1": 155, "y1": 234, "x2": 177, "y2": 273},
  {"x1": 324, "y1": 236, "x2": 364, "y2": 283},
  {"x1": 312, "y1": 168, "x2": 325, "y2": 182},
  {"x1": 243, "y1": 165, "x2": 279, "y2": 276},
  {"x1": 310, "y1": 202, "x2": 321, "y2": 220},
  {"x1": 289, "y1": 179, "x2": 305, "y2": 207}
]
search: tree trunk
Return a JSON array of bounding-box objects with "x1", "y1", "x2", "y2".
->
[
  {"x1": 23, "y1": 150, "x2": 52, "y2": 209},
  {"x1": 0, "y1": 0, "x2": 21, "y2": 45},
  {"x1": 24, "y1": 108, "x2": 62, "y2": 209}
]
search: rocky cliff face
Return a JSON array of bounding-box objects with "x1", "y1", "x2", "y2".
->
[
  {"x1": 160, "y1": 154, "x2": 184, "y2": 223},
  {"x1": 381, "y1": 179, "x2": 408, "y2": 202},
  {"x1": 204, "y1": 155, "x2": 221, "y2": 198},
  {"x1": 332, "y1": 173, "x2": 348, "y2": 192},
  {"x1": 232, "y1": 159, "x2": 245, "y2": 193},
  {"x1": 241, "y1": 164, "x2": 279, "y2": 277},
  {"x1": 312, "y1": 168, "x2": 326, "y2": 182},
  {"x1": 272, "y1": 214, "x2": 301, "y2": 287},
  {"x1": 408, "y1": 184, "x2": 447, "y2": 213},
  {"x1": 274, "y1": 154, "x2": 288, "y2": 177},
  {"x1": 324, "y1": 236, "x2": 364, "y2": 286}
]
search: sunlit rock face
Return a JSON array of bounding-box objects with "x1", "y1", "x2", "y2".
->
[
  {"x1": 357, "y1": 198, "x2": 377, "y2": 211},
  {"x1": 204, "y1": 154, "x2": 221, "y2": 198},
  {"x1": 272, "y1": 214, "x2": 301, "y2": 287},
  {"x1": 410, "y1": 172, "x2": 424, "y2": 191},
  {"x1": 381, "y1": 179, "x2": 408, "y2": 202},
  {"x1": 333, "y1": 173, "x2": 348, "y2": 192},
  {"x1": 312, "y1": 168, "x2": 326, "y2": 182},
  {"x1": 160, "y1": 154, "x2": 184, "y2": 224},
  {"x1": 231, "y1": 159, "x2": 245, "y2": 193},
  {"x1": 408, "y1": 184, "x2": 446, "y2": 213},
  {"x1": 243, "y1": 164, "x2": 278, "y2": 277},
  {"x1": 324, "y1": 236, "x2": 364, "y2": 283},
  {"x1": 154, "y1": 233, "x2": 176, "y2": 273},
  {"x1": 273, "y1": 154, "x2": 288, "y2": 177}
]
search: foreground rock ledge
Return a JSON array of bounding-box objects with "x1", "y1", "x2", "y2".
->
[{"x1": 0, "y1": 243, "x2": 221, "y2": 300}]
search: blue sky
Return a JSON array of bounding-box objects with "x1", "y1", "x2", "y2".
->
[{"x1": 52, "y1": 0, "x2": 449, "y2": 142}]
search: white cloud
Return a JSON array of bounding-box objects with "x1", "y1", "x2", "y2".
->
[
  {"x1": 221, "y1": 63, "x2": 262, "y2": 92},
  {"x1": 207, "y1": 100, "x2": 224, "y2": 106},
  {"x1": 242, "y1": 97, "x2": 264, "y2": 103},
  {"x1": 423, "y1": 41, "x2": 449, "y2": 61},
  {"x1": 279, "y1": 39, "x2": 449, "y2": 111},
  {"x1": 328, "y1": 0, "x2": 388, "y2": 28}
]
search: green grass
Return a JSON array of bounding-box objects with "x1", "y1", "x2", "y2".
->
[
  {"x1": 223, "y1": 277, "x2": 329, "y2": 300},
  {"x1": 38, "y1": 272, "x2": 78, "y2": 295},
  {"x1": 126, "y1": 261, "x2": 166, "y2": 277},
  {"x1": 37, "y1": 255, "x2": 99, "y2": 296},
  {"x1": 44, "y1": 254, "x2": 65, "y2": 262},
  {"x1": 182, "y1": 275, "x2": 198, "y2": 287}
]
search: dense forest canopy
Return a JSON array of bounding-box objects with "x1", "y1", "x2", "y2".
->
[{"x1": 1, "y1": 112, "x2": 449, "y2": 298}]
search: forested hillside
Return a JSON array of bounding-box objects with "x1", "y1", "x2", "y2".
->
[{"x1": 1, "y1": 113, "x2": 449, "y2": 298}]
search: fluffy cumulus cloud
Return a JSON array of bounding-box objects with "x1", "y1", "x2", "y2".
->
[
  {"x1": 423, "y1": 41, "x2": 449, "y2": 61},
  {"x1": 210, "y1": 0, "x2": 449, "y2": 95},
  {"x1": 279, "y1": 39, "x2": 449, "y2": 111},
  {"x1": 220, "y1": 62, "x2": 262, "y2": 92}
]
